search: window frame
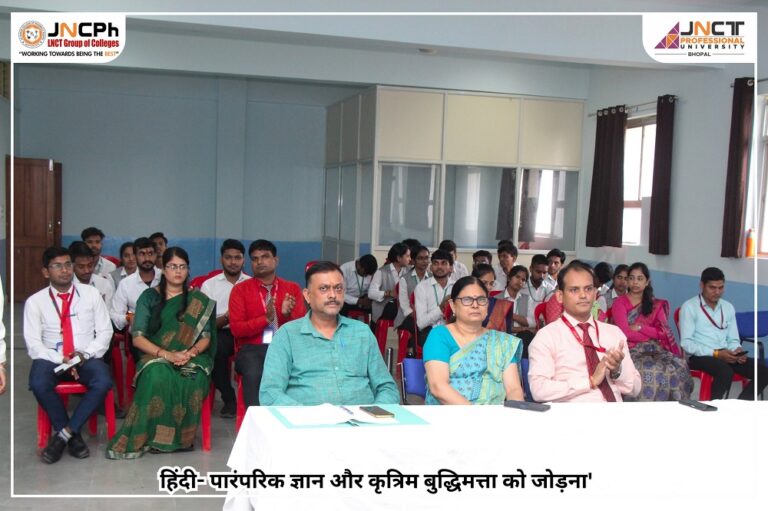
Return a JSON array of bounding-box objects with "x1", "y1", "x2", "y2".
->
[
  {"x1": 622, "y1": 114, "x2": 657, "y2": 245},
  {"x1": 757, "y1": 96, "x2": 768, "y2": 257}
]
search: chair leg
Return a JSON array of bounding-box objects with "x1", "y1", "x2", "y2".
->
[
  {"x1": 104, "y1": 389, "x2": 116, "y2": 440},
  {"x1": 37, "y1": 405, "x2": 51, "y2": 451},
  {"x1": 397, "y1": 330, "x2": 410, "y2": 365},
  {"x1": 236, "y1": 377, "x2": 245, "y2": 433},
  {"x1": 111, "y1": 340, "x2": 125, "y2": 409},
  {"x1": 699, "y1": 373, "x2": 713, "y2": 401},
  {"x1": 201, "y1": 387, "x2": 212, "y2": 451}
]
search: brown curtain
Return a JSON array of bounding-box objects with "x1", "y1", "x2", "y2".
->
[
  {"x1": 721, "y1": 77, "x2": 754, "y2": 257},
  {"x1": 648, "y1": 95, "x2": 676, "y2": 255},
  {"x1": 495, "y1": 167, "x2": 516, "y2": 240},
  {"x1": 586, "y1": 105, "x2": 627, "y2": 247}
]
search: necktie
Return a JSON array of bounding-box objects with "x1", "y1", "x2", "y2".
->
[
  {"x1": 58, "y1": 292, "x2": 75, "y2": 357},
  {"x1": 264, "y1": 285, "x2": 279, "y2": 332},
  {"x1": 577, "y1": 322, "x2": 616, "y2": 402}
]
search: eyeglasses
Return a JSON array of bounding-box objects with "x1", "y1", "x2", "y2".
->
[
  {"x1": 48, "y1": 262, "x2": 73, "y2": 271},
  {"x1": 454, "y1": 296, "x2": 489, "y2": 306},
  {"x1": 165, "y1": 264, "x2": 189, "y2": 272}
]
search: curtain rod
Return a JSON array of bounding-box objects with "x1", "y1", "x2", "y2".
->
[
  {"x1": 730, "y1": 78, "x2": 766, "y2": 87},
  {"x1": 587, "y1": 96, "x2": 677, "y2": 118}
]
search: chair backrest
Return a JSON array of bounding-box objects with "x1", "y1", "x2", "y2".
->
[
  {"x1": 735, "y1": 311, "x2": 768, "y2": 339},
  {"x1": 399, "y1": 358, "x2": 426, "y2": 403},
  {"x1": 103, "y1": 255, "x2": 121, "y2": 266},
  {"x1": 304, "y1": 260, "x2": 319, "y2": 273},
  {"x1": 534, "y1": 302, "x2": 547, "y2": 327},
  {"x1": 189, "y1": 274, "x2": 210, "y2": 290}
]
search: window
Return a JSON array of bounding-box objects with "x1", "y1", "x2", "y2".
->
[
  {"x1": 758, "y1": 96, "x2": 768, "y2": 255},
  {"x1": 518, "y1": 168, "x2": 578, "y2": 250},
  {"x1": 443, "y1": 166, "x2": 505, "y2": 248},
  {"x1": 377, "y1": 163, "x2": 439, "y2": 246},
  {"x1": 622, "y1": 116, "x2": 656, "y2": 245},
  {"x1": 377, "y1": 163, "x2": 578, "y2": 251}
]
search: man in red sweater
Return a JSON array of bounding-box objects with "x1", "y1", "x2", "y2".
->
[{"x1": 229, "y1": 239, "x2": 306, "y2": 407}]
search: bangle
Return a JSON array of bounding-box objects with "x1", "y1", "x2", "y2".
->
[
  {"x1": 156, "y1": 347, "x2": 162, "y2": 357},
  {"x1": 714, "y1": 349, "x2": 719, "y2": 358}
]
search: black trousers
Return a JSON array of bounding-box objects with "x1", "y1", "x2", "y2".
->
[
  {"x1": 340, "y1": 302, "x2": 371, "y2": 317},
  {"x1": 397, "y1": 314, "x2": 418, "y2": 352},
  {"x1": 235, "y1": 344, "x2": 270, "y2": 407},
  {"x1": 213, "y1": 328, "x2": 236, "y2": 405},
  {"x1": 515, "y1": 330, "x2": 535, "y2": 359},
  {"x1": 688, "y1": 355, "x2": 768, "y2": 400}
]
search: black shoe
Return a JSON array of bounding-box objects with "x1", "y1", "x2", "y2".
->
[
  {"x1": 115, "y1": 407, "x2": 126, "y2": 419},
  {"x1": 41, "y1": 435, "x2": 67, "y2": 464},
  {"x1": 68, "y1": 432, "x2": 90, "y2": 459},
  {"x1": 220, "y1": 401, "x2": 236, "y2": 419}
]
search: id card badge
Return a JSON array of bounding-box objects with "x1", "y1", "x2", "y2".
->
[{"x1": 262, "y1": 327, "x2": 274, "y2": 345}]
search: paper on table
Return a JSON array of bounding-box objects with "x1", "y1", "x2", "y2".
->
[{"x1": 274, "y1": 403, "x2": 399, "y2": 427}]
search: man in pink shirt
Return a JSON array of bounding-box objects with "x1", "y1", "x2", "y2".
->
[{"x1": 528, "y1": 261, "x2": 641, "y2": 402}]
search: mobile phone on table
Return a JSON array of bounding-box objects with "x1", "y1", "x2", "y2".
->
[
  {"x1": 504, "y1": 400, "x2": 550, "y2": 412},
  {"x1": 678, "y1": 399, "x2": 717, "y2": 412},
  {"x1": 359, "y1": 405, "x2": 395, "y2": 418}
]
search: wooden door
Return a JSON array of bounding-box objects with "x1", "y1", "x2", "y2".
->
[{"x1": 5, "y1": 156, "x2": 62, "y2": 301}]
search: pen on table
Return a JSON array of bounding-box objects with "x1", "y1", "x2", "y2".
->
[{"x1": 340, "y1": 406, "x2": 354, "y2": 416}]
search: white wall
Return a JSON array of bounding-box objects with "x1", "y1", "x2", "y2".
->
[{"x1": 578, "y1": 63, "x2": 764, "y2": 287}]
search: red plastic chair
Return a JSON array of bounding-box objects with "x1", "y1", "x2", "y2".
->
[
  {"x1": 103, "y1": 255, "x2": 121, "y2": 267},
  {"x1": 37, "y1": 382, "x2": 116, "y2": 450},
  {"x1": 374, "y1": 283, "x2": 399, "y2": 357},
  {"x1": 346, "y1": 309, "x2": 370, "y2": 324},
  {"x1": 305, "y1": 260, "x2": 319, "y2": 273},
  {"x1": 534, "y1": 302, "x2": 547, "y2": 328},
  {"x1": 200, "y1": 383, "x2": 213, "y2": 451},
  {"x1": 396, "y1": 291, "x2": 417, "y2": 365},
  {"x1": 110, "y1": 330, "x2": 127, "y2": 409}
]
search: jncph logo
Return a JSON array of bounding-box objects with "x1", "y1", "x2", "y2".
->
[{"x1": 47, "y1": 22, "x2": 120, "y2": 38}]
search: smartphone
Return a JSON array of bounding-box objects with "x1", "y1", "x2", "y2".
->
[
  {"x1": 504, "y1": 400, "x2": 551, "y2": 412},
  {"x1": 678, "y1": 398, "x2": 717, "y2": 412},
  {"x1": 359, "y1": 405, "x2": 395, "y2": 418}
]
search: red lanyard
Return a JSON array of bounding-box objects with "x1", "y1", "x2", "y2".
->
[
  {"x1": 698, "y1": 295, "x2": 724, "y2": 330},
  {"x1": 561, "y1": 315, "x2": 605, "y2": 352}
]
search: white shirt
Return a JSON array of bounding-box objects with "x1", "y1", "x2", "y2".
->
[
  {"x1": 110, "y1": 266, "x2": 133, "y2": 289},
  {"x1": 340, "y1": 260, "x2": 372, "y2": 306},
  {"x1": 23, "y1": 283, "x2": 112, "y2": 363},
  {"x1": 200, "y1": 271, "x2": 251, "y2": 320},
  {"x1": 111, "y1": 268, "x2": 162, "y2": 329},
  {"x1": 414, "y1": 277, "x2": 454, "y2": 330},
  {"x1": 452, "y1": 260, "x2": 470, "y2": 280},
  {"x1": 94, "y1": 256, "x2": 117, "y2": 278},
  {"x1": 491, "y1": 263, "x2": 507, "y2": 292},
  {"x1": 85, "y1": 273, "x2": 114, "y2": 311},
  {"x1": 544, "y1": 274, "x2": 558, "y2": 291},
  {"x1": 521, "y1": 279, "x2": 553, "y2": 304},
  {"x1": 502, "y1": 290, "x2": 527, "y2": 328},
  {"x1": 398, "y1": 269, "x2": 430, "y2": 319},
  {"x1": 368, "y1": 264, "x2": 407, "y2": 302}
]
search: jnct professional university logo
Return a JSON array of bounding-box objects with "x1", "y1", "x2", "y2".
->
[
  {"x1": 18, "y1": 20, "x2": 46, "y2": 48},
  {"x1": 655, "y1": 23, "x2": 680, "y2": 49}
]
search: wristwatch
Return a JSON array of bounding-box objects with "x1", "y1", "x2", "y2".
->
[{"x1": 609, "y1": 368, "x2": 622, "y2": 380}]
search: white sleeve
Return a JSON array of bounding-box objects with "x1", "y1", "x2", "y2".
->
[
  {"x1": 110, "y1": 280, "x2": 128, "y2": 329},
  {"x1": 86, "y1": 293, "x2": 113, "y2": 359},
  {"x1": 368, "y1": 269, "x2": 386, "y2": 302},
  {"x1": 24, "y1": 298, "x2": 63, "y2": 364}
]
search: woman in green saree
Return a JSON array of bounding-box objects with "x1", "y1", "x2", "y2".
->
[
  {"x1": 423, "y1": 276, "x2": 524, "y2": 405},
  {"x1": 106, "y1": 247, "x2": 216, "y2": 459}
]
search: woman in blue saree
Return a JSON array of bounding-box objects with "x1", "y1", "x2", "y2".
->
[{"x1": 423, "y1": 276, "x2": 524, "y2": 404}]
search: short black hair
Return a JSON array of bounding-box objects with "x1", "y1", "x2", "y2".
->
[
  {"x1": 387, "y1": 242, "x2": 409, "y2": 263},
  {"x1": 701, "y1": 267, "x2": 725, "y2": 284},
  {"x1": 472, "y1": 250, "x2": 492, "y2": 262},
  {"x1": 431, "y1": 249, "x2": 454, "y2": 266},
  {"x1": 119, "y1": 241, "x2": 134, "y2": 259},
  {"x1": 613, "y1": 264, "x2": 629, "y2": 278},
  {"x1": 471, "y1": 263, "x2": 495, "y2": 279},
  {"x1": 594, "y1": 262, "x2": 614, "y2": 285},
  {"x1": 509, "y1": 265, "x2": 529, "y2": 280},
  {"x1": 401, "y1": 238, "x2": 422, "y2": 253},
  {"x1": 220, "y1": 238, "x2": 245, "y2": 256},
  {"x1": 81, "y1": 227, "x2": 104, "y2": 240},
  {"x1": 531, "y1": 254, "x2": 548, "y2": 267},
  {"x1": 149, "y1": 232, "x2": 168, "y2": 244},
  {"x1": 68, "y1": 241, "x2": 94, "y2": 260},
  {"x1": 249, "y1": 239, "x2": 277, "y2": 257},
  {"x1": 547, "y1": 248, "x2": 566, "y2": 264},
  {"x1": 133, "y1": 237, "x2": 155, "y2": 252},
  {"x1": 557, "y1": 260, "x2": 596, "y2": 291},
  {"x1": 438, "y1": 239, "x2": 457, "y2": 253},
  {"x1": 497, "y1": 241, "x2": 518, "y2": 258},
  {"x1": 358, "y1": 254, "x2": 378, "y2": 276},
  {"x1": 305, "y1": 260, "x2": 343, "y2": 286},
  {"x1": 42, "y1": 246, "x2": 70, "y2": 268}
]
